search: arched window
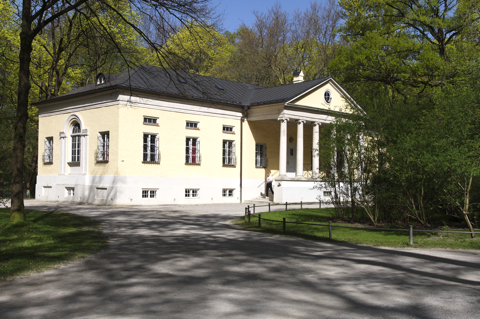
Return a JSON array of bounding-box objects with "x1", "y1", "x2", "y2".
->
[
  {"x1": 71, "y1": 122, "x2": 81, "y2": 162},
  {"x1": 96, "y1": 73, "x2": 106, "y2": 85}
]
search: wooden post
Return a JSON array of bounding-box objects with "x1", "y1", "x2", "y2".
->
[
  {"x1": 319, "y1": 200, "x2": 321, "y2": 209},
  {"x1": 258, "y1": 214, "x2": 261, "y2": 228},
  {"x1": 285, "y1": 202, "x2": 288, "y2": 211},
  {"x1": 409, "y1": 225, "x2": 413, "y2": 245},
  {"x1": 268, "y1": 202, "x2": 271, "y2": 212},
  {"x1": 301, "y1": 201, "x2": 303, "y2": 209},
  {"x1": 329, "y1": 221, "x2": 332, "y2": 239},
  {"x1": 283, "y1": 218, "x2": 286, "y2": 233}
]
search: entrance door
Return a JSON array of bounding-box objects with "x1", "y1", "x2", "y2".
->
[{"x1": 286, "y1": 144, "x2": 296, "y2": 177}]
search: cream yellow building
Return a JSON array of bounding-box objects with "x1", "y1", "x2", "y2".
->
[{"x1": 35, "y1": 66, "x2": 362, "y2": 205}]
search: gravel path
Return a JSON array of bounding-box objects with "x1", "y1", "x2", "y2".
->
[{"x1": 1, "y1": 201, "x2": 479, "y2": 318}]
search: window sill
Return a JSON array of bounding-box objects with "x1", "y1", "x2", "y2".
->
[
  {"x1": 67, "y1": 162, "x2": 80, "y2": 166},
  {"x1": 185, "y1": 163, "x2": 201, "y2": 165},
  {"x1": 96, "y1": 160, "x2": 109, "y2": 163},
  {"x1": 185, "y1": 127, "x2": 200, "y2": 130},
  {"x1": 43, "y1": 162, "x2": 53, "y2": 165},
  {"x1": 142, "y1": 161, "x2": 159, "y2": 164},
  {"x1": 222, "y1": 165, "x2": 236, "y2": 167},
  {"x1": 143, "y1": 123, "x2": 159, "y2": 126},
  {"x1": 222, "y1": 131, "x2": 235, "y2": 134},
  {"x1": 255, "y1": 166, "x2": 267, "y2": 169}
]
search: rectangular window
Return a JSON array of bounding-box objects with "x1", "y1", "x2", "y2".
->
[
  {"x1": 186, "y1": 121, "x2": 199, "y2": 129},
  {"x1": 97, "y1": 132, "x2": 109, "y2": 161},
  {"x1": 71, "y1": 135, "x2": 81, "y2": 162},
  {"x1": 323, "y1": 191, "x2": 332, "y2": 197},
  {"x1": 143, "y1": 116, "x2": 158, "y2": 125},
  {"x1": 143, "y1": 133, "x2": 159, "y2": 163},
  {"x1": 44, "y1": 137, "x2": 53, "y2": 163},
  {"x1": 222, "y1": 125, "x2": 234, "y2": 133},
  {"x1": 142, "y1": 189, "x2": 157, "y2": 198},
  {"x1": 255, "y1": 144, "x2": 266, "y2": 168},
  {"x1": 185, "y1": 137, "x2": 200, "y2": 164},
  {"x1": 223, "y1": 140, "x2": 235, "y2": 166},
  {"x1": 185, "y1": 189, "x2": 199, "y2": 198},
  {"x1": 66, "y1": 187, "x2": 74, "y2": 197},
  {"x1": 222, "y1": 189, "x2": 234, "y2": 197}
]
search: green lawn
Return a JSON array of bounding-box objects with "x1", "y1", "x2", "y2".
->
[
  {"x1": 236, "y1": 208, "x2": 480, "y2": 250},
  {"x1": 0, "y1": 208, "x2": 108, "y2": 280}
]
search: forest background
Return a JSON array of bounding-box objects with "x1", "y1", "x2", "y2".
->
[{"x1": 1, "y1": 0, "x2": 480, "y2": 232}]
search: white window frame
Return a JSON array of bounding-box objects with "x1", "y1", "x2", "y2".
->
[
  {"x1": 143, "y1": 116, "x2": 158, "y2": 125},
  {"x1": 44, "y1": 137, "x2": 53, "y2": 163},
  {"x1": 66, "y1": 187, "x2": 75, "y2": 197},
  {"x1": 185, "y1": 137, "x2": 200, "y2": 164},
  {"x1": 97, "y1": 132, "x2": 109, "y2": 162},
  {"x1": 222, "y1": 125, "x2": 234, "y2": 133},
  {"x1": 185, "y1": 189, "x2": 199, "y2": 198},
  {"x1": 143, "y1": 133, "x2": 159, "y2": 163},
  {"x1": 255, "y1": 143, "x2": 267, "y2": 168},
  {"x1": 142, "y1": 189, "x2": 157, "y2": 198},
  {"x1": 222, "y1": 189, "x2": 234, "y2": 197},
  {"x1": 186, "y1": 121, "x2": 199, "y2": 129},
  {"x1": 223, "y1": 140, "x2": 235, "y2": 166},
  {"x1": 324, "y1": 89, "x2": 332, "y2": 104},
  {"x1": 71, "y1": 122, "x2": 81, "y2": 162}
]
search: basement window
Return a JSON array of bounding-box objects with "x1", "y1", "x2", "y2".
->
[{"x1": 185, "y1": 189, "x2": 199, "y2": 198}]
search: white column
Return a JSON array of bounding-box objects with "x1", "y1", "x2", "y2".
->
[
  {"x1": 296, "y1": 120, "x2": 305, "y2": 178},
  {"x1": 312, "y1": 122, "x2": 320, "y2": 178},
  {"x1": 278, "y1": 118, "x2": 288, "y2": 177},
  {"x1": 59, "y1": 132, "x2": 66, "y2": 175}
]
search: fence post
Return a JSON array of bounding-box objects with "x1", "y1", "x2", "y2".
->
[
  {"x1": 329, "y1": 221, "x2": 332, "y2": 239},
  {"x1": 268, "y1": 202, "x2": 271, "y2": 212},
  {"x1": 253, "y1": 204, "x2": 255, "y2": 215},
  {"x1": 301, "y1": 201, "x2": 303, "y2": 209},
  {"x1": 283, "y1": 218, "x2": 286, "y2": 233},
  {"x1": 409, "y1": 225, "x2": 413, "y2": 245},
  {"x1": 248, "y1": 212, "x2": 251, "y2": 223},
  {"x1": 319, "y1": 200, "x2": 321, "y2": 209},
  {"x1": 259, "y1": 214, "x2": 261, "y2": 228},
  {"x1": 285, "y1": 202, "x2": 288, "y2": 211}
]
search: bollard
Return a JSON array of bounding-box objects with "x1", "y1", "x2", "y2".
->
[
  {"x1": 329, "y1": 221, "x2": 332, "y2": 239},
  {"x1": 283, "y1": 218, "x2": 286, "y2": 233},
  {"x1": 301, "y1": 201, "x2": 303, "y2": 209},
  {"x1": 258, "y1": 214, "x2": 261, "y2": 228},
  {"x1": 285, "y1": 202, "x2": 288, "y2": 211},
  {"x1": 253, "y1": 204, "x2": 256, "y2": 214},
  {"x1": 409, "y1": 225, "x2": 413, "y2": 245},
  {"x1": 268, "y1": 202, "x2": 271, "y2": 212},
  {"x1": 319, "y1": 200, "x2": 321, "y2": 209}
]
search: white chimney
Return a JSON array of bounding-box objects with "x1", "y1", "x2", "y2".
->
[{"x1": 293, "y1": 70, "x2": 304, "y2": 83}]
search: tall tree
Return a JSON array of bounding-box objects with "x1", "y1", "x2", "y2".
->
[{"x1": 10, "y1": 0, "x2": 215, "y2": 222}]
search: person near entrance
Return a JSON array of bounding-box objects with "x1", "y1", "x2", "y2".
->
[{"x1": 266, "y1": 173, "x2": 274, "y2": 197}]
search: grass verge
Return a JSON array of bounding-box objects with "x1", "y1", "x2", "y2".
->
[
  {"x1": 234, "y1": 208, "x2": 480, "y2": 250},
  {"x1": 0, "y1": 208, "x2": 108, "y2": 281}
]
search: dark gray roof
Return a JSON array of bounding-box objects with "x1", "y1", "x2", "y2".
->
[{"x1": 38, "y1": 65, "x2": 330, "y2": 107}]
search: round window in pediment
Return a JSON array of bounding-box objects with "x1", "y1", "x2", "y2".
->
[{"x1": 324, "y1": 89, "x2": 332, "y2": 104}]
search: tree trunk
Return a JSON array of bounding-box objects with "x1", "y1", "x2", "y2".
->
[{"x1": 10, "y1": 1, "x2": 33, "y2": 222}]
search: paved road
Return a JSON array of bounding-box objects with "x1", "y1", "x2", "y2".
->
[{"x1": 1, "y1": 201, "x2": 479, "y2": 318}]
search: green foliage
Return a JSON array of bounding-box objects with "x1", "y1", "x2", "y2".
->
[
  {"x1": 160, "y1": 22, "x2": 234, "y2": 76},
  {"x1": 0, "y1": 208, "x2": 107, "y2": 280}
]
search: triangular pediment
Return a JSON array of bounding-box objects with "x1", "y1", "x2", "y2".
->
[{"x1": 287, "y1": 79, "x2": 363, "y2": 115}]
